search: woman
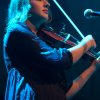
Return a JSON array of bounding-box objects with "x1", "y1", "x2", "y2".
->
[{"x1": 3, "y1": 0, "x2": 100, "y2": 100}]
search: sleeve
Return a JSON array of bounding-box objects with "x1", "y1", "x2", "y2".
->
[{"x1": 7, "y1": 29, "x2": 73, "y2": 71}]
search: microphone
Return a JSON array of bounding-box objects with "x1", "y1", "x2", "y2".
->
[{"x1": 84, "y1": 9, "x2": 100, "y2": 19}]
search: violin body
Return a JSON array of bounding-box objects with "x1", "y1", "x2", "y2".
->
[{"x1": 38, "y1": 25, "x2": 98, "y2": 63}]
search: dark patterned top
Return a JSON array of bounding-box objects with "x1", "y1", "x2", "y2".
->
[{"x1": 3, "y1": 22, "x2": 73, "y2": 100}]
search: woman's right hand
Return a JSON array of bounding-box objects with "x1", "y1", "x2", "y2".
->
[
  {"x1": 81, "y1": 35, "x2": 96, "y2": 51},
  {"x1": 68, "y1": 35, "x2": 96, "y2": 63}
]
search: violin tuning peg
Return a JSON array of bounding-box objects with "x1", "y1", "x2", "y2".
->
[{"x1": 59, "y1": 23, "x2": 67, "y2": 36}]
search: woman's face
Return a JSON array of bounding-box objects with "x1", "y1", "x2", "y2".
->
[{"x1": 29, "y1": 0, "x2": 50, "y2": 22}]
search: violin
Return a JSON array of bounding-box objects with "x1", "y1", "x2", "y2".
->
[{"x1": 38, "y1": 25, "x2": 99, "y2": 63}]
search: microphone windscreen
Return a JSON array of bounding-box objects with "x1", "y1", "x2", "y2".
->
[{"x1": 84, "y1": 9, "x2": 93, "y2": 19}]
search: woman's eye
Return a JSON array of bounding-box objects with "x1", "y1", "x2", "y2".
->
[{"x1": 36, "y1": 0, "x2": 42, "y2": 1}]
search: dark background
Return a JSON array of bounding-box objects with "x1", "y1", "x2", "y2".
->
[{"x1": 0, "y1": 0, "x2": 100, "y2": 100}]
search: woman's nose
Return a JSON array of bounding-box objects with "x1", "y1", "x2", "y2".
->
[{"x1": 44, "y1": 0, "x2": 50, "y2": 8}]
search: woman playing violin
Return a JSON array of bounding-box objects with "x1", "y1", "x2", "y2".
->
[{"x1": 3, "y1": 0, "x2": 100, "y2": 100}]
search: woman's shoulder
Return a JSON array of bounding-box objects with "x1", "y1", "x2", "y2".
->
[
  {"x1": 10, "y1": 22, "x2": 31, "y2": 33},
  {"x1": 3, "y1": 22, "x2": 33, "y2": 44},
  {"x1": 6, "y1": 22, "x2": 34, "y2": 38}
]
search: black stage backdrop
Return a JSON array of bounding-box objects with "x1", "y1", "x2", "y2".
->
[{"x1": 0, "y1": 0, "x2": 100, "y2": 100}]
